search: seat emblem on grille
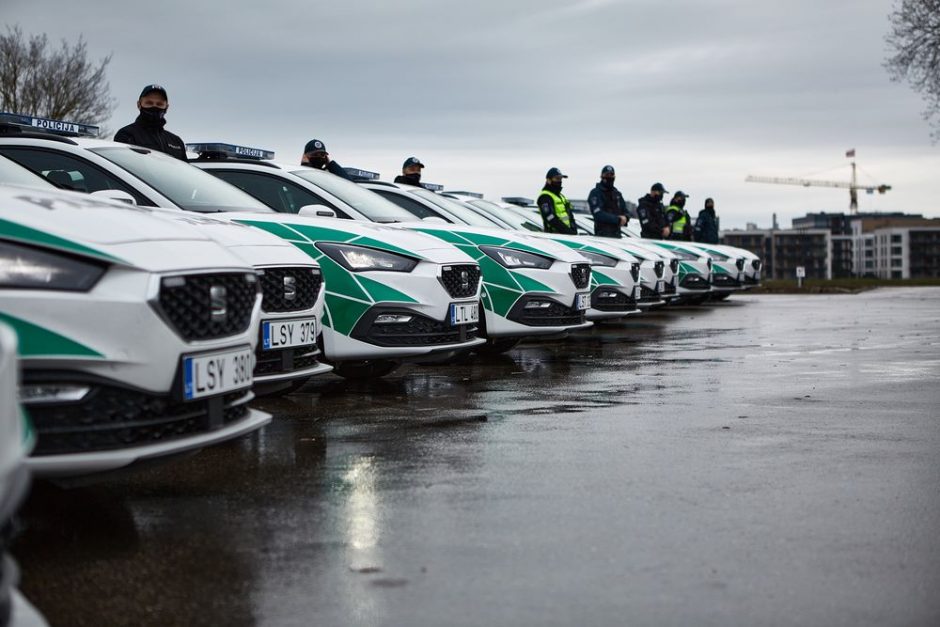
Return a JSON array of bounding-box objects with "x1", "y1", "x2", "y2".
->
[
  {"x1": 459, "y1": 270, "x2": 470, "y2": 291},
  {"x1": 283, "y1": 275, "x2": 297, "y2": 301},
  {"x1": 210, "y1": 285, "x2": 227, "y2": 322}
]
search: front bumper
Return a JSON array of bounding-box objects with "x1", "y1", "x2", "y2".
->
[{"x1": 587, "y1": 286, "x2": 640, "y2": 320}]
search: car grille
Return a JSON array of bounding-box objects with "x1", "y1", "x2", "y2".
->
[
  {"x1": 352, "y1": 310, "x2": 479, "y2": 347},
  {"x1": 591, "y1": 288, "x2": 638, "y2": 312},
  {"x1": 255, "y1": 345, "x2": 323, "y2": 376},
  {"x1": 712, "y1": 274, "x2": 742, "y2": 288},
  {"x1": 735, "y1": 258, "x2": 746, "y2": 271},
  {"x1": 258, "y1": 267, "x2": 321, "y2": 313},
  {"x1": 680, "y1": 274, "x2": 711, "y2": 290},
  {"x1": 670, "y1": 259, "x2": 679, "y2": 274},
  {"x1": 570, "y1": 263, "x2": 591, "y2": 289},
  {"x1": 653, "y1": 261, "x2": 664, "y2": 279},
  {"x1": 663, "y1": 279, "x2": 677, "y2": 295},
  {"x1": 440, "y1": 265, "x2": 481, "y2": 298},
  {"x1": 744, "y1": 276, "x2": 760, "y2": 285},
  {"x1": 27, "y1": 386, "x2": 252, "y2": 456},
  {"x1": 638, "y1": 285, "x2": 661, "y2": 304},
  {"x1": 751, "y1": 259, "x2": 762, "y2": 271},
  {"x1": 508, "y1": 298, "x2": 585, "y2": 327},
  {"x1": 630, "y1": 263, "x2": 640, "y2": 283},
  {"x1": 157, "y1": 272, "x2": 257, "y2": 341}
]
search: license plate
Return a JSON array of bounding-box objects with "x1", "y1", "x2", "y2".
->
[
  {"x1": 634, "y1": 285, "x2": 642, "y2": 300},
  {"x1": 575, "y1": 293, "x2": 589, "y2": 311},
  {"x1": 262, "y1": 317, "x2": 318, "y2": 350},
  {"x1": 183, "y1": 346, "x2": 253, "y2": 401},
  {"x1": 656, "y1": 280, "x2": 665, "y2": 293},
  {"x1": 449, "y1": 302, "x2": 479, "y2": 325}
]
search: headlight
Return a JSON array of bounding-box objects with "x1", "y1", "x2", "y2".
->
[
  {"x1": 316, "y1": 242, "x2": 418, "y2": 272},
  {"x1": 0, "y1": 241, "x2": 106, "y2": 291},
  {"x1": 577, "y1": 250, "x2": 619, "y2": 267},
  {"x1": 479, "y1": 245, "x2": 553, "y2": 269}
]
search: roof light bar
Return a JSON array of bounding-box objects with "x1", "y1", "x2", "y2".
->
[
  {"x1": 186, "y1": 142, "x2": 274, "y2": 160},
  {"x1": 447, "y1": 190, "x2": 483, "y2": 198},
  {"x1": 422, "y1": 182, "x2": 444, "y2": 192},
  {"x1": 0, "y1": 112, "x2": 99, "y2": 137},
  {"x1": 343, "y1": 167, "x2": 381, "y2": 181}
]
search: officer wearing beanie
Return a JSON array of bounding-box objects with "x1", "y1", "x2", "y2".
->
[
  {"x1": 300, "y1": 138, "x2": 351, "y2": 179},
  {"x1": 394, "y1": 157, "x2": 425, "y2": 186},
  {"x1": 537, "y1": 167, "x2": 577, "y2": 234},
  {"x1": 588, "y1": 165, "x2": 629, "y2": 238},
  {"x1": 114, "y1": 84, "x2": 187, "y2": 161}
]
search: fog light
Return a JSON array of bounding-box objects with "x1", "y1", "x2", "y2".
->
[
  {"x1": 20, "y1": 384, "x2": 91, "y2": 404},
  {"x1": 374, "y1": 314, "x2": 413, "y2": 324},
  {"x1": 524, "y1": 300, "x2": 553, "y2": 309}
]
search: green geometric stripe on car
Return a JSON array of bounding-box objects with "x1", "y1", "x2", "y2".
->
[
  {"x1": 0, "y1": 218, "x2": 123, "y2": 264},
  {"x1": 323, "y1": 294, "x2": 372, "y2": 336},
  {"x1": 482, "y1": 283, "x2": 523, "y2": 317},
  {"x1": 553, "y1": 238, "x2": 614, "y2": 257},
  {"x1": 591, "y1": 270, "x2": 620, "y2": 286},
  {"x1": 234, "y1": 220, "x2": 308, "y2": 242},
  {"x1": 318, "y1": 257, "x2": 370, "y2": 302},
  {"x1": 356, "y1": 275, "x2": 418, "y2": 304},
  {"x1": 678, "y1": 261, "x2": 700, "y2": 281},
  {"x1": 0, "y1": 312, "x2": 103, "y2": 358},
  {"x1": 712, "y1": 264, "x2": 732, "y2": 275},
  {"x1": 513, "y1": 272, "x2": 554, "y2": 293},
  {"x1": 348, "y1": 236, "x2": 424, "y2": 259}
]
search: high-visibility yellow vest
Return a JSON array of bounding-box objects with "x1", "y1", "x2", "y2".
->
[
  {"x1": 667, "y1": 204, "x2": 688, "y2": 233},
  {"x1": 541, "y1": 189, "x2": 572, "y2": 227}
]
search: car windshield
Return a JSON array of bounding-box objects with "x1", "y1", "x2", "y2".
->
[
  {"x1": 0, "y1": 155, "x2": 54, "y2": 188},
  {"x1": 412, "y1": 189, "x2": 504, "y2": 229},
  {"x1": 469, "y1": 200, "x2": 542, "y2": 232},
  {"x1": 289, "y1": 169, "x2": 417, "y2": 223},
  {"x1": 90, "y1": 147, "x2": 273, "y2": 213}
]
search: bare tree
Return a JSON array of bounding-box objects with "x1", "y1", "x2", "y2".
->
[
  {"x1": 885, "y1": 0, "x2": 940, "y2": 141},
  {"x1": 0, "y1": 25, "x2": 116, "y2": 133}
]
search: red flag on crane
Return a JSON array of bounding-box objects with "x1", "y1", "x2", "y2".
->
[{"x1": 845, "y1": 149, "x2": 856, "y2": 158}]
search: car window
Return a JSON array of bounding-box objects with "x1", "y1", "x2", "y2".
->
[
  {"x1": 209, "y1": 170, "x2": 349, "y2": 218},
  {"x1": 370, "y1": 189, "x2": 446, "y2": 221},
  {"x1": 89, "y1": 146, "x2": 272, "y2": 213},
  {"x1": 0, "y1": 147, "x2": 154, "y2": 205},
  {"x1": 411, "y1": 189, "x2": 499, "y2": 228},
  {"x1": 0, "y1": 154, "x2": 56, "y2": 188},
  {"x1": 289, "y1": 169, "x2": 416, "y2": 223}
]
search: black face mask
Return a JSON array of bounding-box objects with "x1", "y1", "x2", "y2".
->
[
  {"x1": 308, "y1": 157, "x2": 328, "y2": 168},
  {"x1": 705, "y1": 204, "x2": 714, "y2": 211},
  {"x1": 139, "y1": 106, "x2": 166, "y2": 125},
  {"x1": 675, "y1": 198, "x2": 686, "y2": 208},
  {"x1": 547, "y1": 181, "x2": 563, "y2": 194},
  {"x1": 404, "y1": 172, "x2": 421, "y2": 184},
  {"x1": 601, "y1": 177, "x2": 615, "y2": 187}
]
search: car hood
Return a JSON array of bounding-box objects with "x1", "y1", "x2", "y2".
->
[
  {"x1": 400, "y1": 224, "x2": 590, "y2": 264},
  {"x1": 0, "y1": 185, "x2": 252, "y2": 271},
  {"x1": 220, "y1": 213, "x2": 478, "y2": 265}
]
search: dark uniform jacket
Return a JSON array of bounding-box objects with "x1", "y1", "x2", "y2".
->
[
  {"x1": 694, "y1": 207, "x2": 720, "y2": 244},
  {"x1": 114, "y1": 114, "x2": 187, "y2": 161},
  {"x1": 636, "y1": 193, "x2": 666, "y2": 239},
  {"x1": 588, "y1": 181, "x2": 628, "y2": 238},
  {"x1": 538, "y1": 189, "x2": 577, "y2": 235},
  {"x1": 394, "y1": 174, "x2": 422, "y2": 186},
  {"x1": 665, "y1": 204, "x2": 692, "y2": 241}
]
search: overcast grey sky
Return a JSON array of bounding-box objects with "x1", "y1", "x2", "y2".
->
[{"x1": 6, "y1": 0, "x2": 938, "y2": 227}]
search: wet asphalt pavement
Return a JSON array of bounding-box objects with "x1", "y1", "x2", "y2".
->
[{"x1": 12, "y1": 288, "x2": 940, "y2": 627}]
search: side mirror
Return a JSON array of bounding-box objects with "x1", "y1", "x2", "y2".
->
[
  {"x1": 298, "y1": 204, "x2": 336, "y2": 218},
  {"x1": 90, "y1": 189, "x2": 137, "y2": 205}
]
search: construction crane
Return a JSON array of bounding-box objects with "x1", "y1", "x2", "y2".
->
[{"x1": 746, "y1": 150, "x2": 891, "y2": 214}]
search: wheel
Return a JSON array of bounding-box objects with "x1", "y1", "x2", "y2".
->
[
  {"x1": 475, "y1": 337, "x2": 521, "y2": 355},
  {"x1": 331, "y1": 359, "x2": 399, "y2": 379}
]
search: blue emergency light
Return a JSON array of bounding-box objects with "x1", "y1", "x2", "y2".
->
[
  {"x1": 0, "y1": 112, "x2": 99, "y2": 137},
  {"x1": 343, "y1": 167, "x2": 380, "y2": 181},
  {"x1": 186, "y1": 142, "x2": 275, "y2": 160},
  {"x1": 422, "y1": 182, "x2": 444, "y2": 192}
]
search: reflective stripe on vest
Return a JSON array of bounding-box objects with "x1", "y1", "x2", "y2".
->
[{"x1": 541, "y1": 189, "x2": 571, "y2": 227}]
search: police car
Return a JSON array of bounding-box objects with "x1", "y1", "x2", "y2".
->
[
  {"x1": 0, "y1": 114, "x2": 332, "y2": 390},
  {"x1": 0, "y1": 184, "x2": 273, "y2": 476},
  {"x1": 435, "y1": 192, "x2": 644, "y2": 320},
  {"x1": 188, "y1": 150, "x2": 593, "y2": 351}
]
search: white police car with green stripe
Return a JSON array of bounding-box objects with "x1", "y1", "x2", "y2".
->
[{"x1": 0, "y1": 184, "x2": 271, "y2": 476}]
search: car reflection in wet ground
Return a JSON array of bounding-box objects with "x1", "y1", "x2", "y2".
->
[{"x1": 13, "y1": 289, "x2": 940, "y2": 627}]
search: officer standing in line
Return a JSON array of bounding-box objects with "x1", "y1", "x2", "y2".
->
[
  {"x1": 538, "y1": 167, "x2": 577, "y2": 234},
  {"x1": 664, "y1": 191, "x2": 692, "y2": 241},
  {"x1": 394, "y1": 157, "x2": 425, "y2": 186},
  {"x1": 588, "y1": 165, "x2": 628, "y2": 238},
  {"x1": 114, "y1": 84, "x2": 187, "y2": 161},
  {"x1": 693, "y1": 197, "x2": 720, "y2": 243},
  {"x1": 300, "y1": 139, "x2": 351, "y2": 180},
  {"x1": 637, "y1": 182, "x2": 669, "y2": 239}
]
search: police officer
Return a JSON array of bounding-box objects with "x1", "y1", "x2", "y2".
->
[
  {"x1": 588, "y1": 165, "x2": 628, "y2": 238},
  {"x1": 637, "y1": 182, "x2": 669, "y2": 239},
  {"x1": 394, "y1": 157, "x2": 424, "y2": 186},
  {"x1": 300, "y1": 139, "x2": 351, "y2": 180},
  {"x1": 665, "y1": 191, "x2": 692, "y2": 241},
  {"x1": 693, "y1": 197, "x2": 720, "y2": 244},
  {"x1": 538, "y1": 167, "x2": 577, "y2": 234},
  {"x1": 114, "y1": 84, "x2": 187, "y2": 161}
]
